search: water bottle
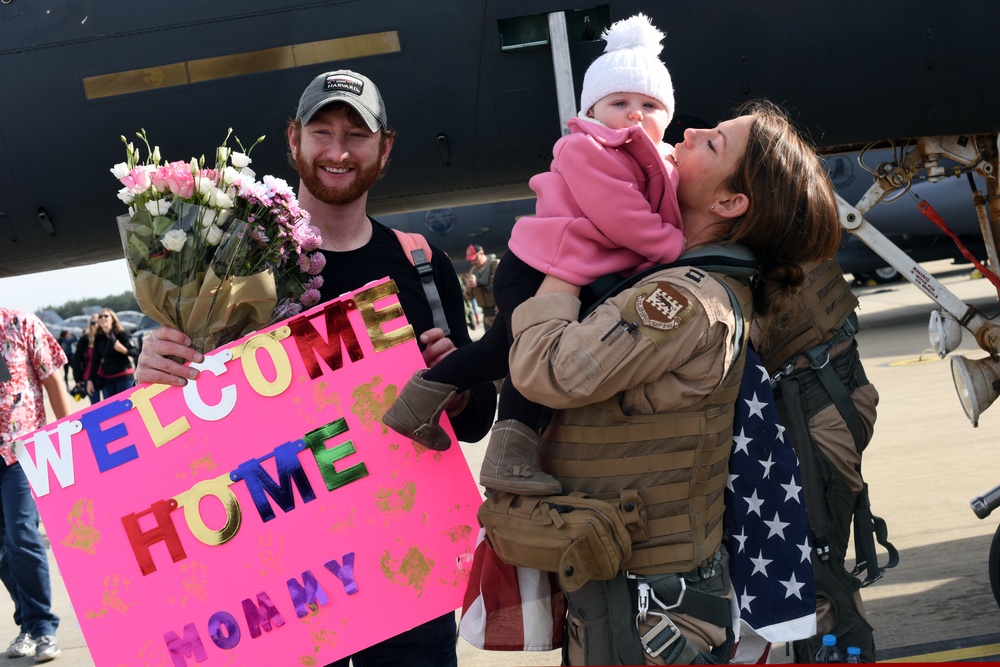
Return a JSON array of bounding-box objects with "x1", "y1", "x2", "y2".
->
[
  {"x1": 814, "y1": 634, "x2": 844, "y2": 663},
  {"x1": 845, "y1": 646, "x2": 862, "y2": 663}
]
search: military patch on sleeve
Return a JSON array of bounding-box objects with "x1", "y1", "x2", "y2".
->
[{"x1": 620, "y1": 282, "x2": 698, "y2": 347}]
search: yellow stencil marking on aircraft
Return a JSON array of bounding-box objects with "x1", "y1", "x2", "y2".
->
[{"x1": 83, "y1": 31, "x2": 401, "y2": 99}]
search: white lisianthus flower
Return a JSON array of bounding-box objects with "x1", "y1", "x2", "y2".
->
[
  {"x1": 117, "y1": 187, "x2": 135, "y2": 204},
  {"x1": 209, "y1": 189, "x2": 234, "y2": 209},
  {"x1": 221, "y1": 166, "x2": 241, "y2": 187},
  {"x1": 203, "y1": 224, "x2": 224, "y2": 246},
  {"x1": 161, "y1": 229, "x2": 188, "y2": 252},
  {"x1": 152, "y1": 146, "x2": 162, "y2": 164},
  {"x1": 239, "y1": 166, "x2": 256, "y2": 182},
  {"x1": 197, "y1": 177, "x2": 215, "y2": 197},
  {"x1": 145, "y1": 199, "x2": 171, "y2": 216},
  {"x1": 189, "y1": 158, "x2": 199, "y2": 174},
  {"x1": 111, "y1": 162, "x2": 130, "y2": 179},
  {"x1": 230, "y1": 152, "x2": 251, "y2": 169}
]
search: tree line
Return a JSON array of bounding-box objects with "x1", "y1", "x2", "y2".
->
[{"x1": 44, "y1": 291, "x2": 139, "y2": 319}]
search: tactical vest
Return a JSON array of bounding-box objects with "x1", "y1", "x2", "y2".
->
[
  {"x1": 538, "y1": 273, "x2": 753, "y2": 576},
  {"x1": 755, "y1": 259, "x2": 858, "y2": 374}
]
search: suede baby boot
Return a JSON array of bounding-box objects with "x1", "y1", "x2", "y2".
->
[
  {"x1": 479, "y1": 419, "x2": 562, "y2": 495},
  {"x1": 383, "y1": 369, "x2": 457, "y2": 450}
]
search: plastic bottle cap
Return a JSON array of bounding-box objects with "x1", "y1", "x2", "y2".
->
[
  {"x1": 822, "y1": 634, "x2": 837, "y2": 646},
  {"x1": 847, "y1": 647, "x2": 861, "y2": 655}
]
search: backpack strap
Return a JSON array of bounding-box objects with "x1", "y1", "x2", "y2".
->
[
  {"x1": 391, "y1": 228, "x2": 450, "y2": 336},
  {"x1": 581, "y1": 244, "x2": 759, "y2": 320},
  {"x1": 776, "y1": 320, "x2": 899, "y2": 586}
]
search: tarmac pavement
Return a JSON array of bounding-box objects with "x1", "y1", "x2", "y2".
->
[{"x1": 9, "y1": 259, "x2": 1000, "y2": 665}]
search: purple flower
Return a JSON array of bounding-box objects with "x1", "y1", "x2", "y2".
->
[
  {"x1": 305, "y1": 275, "x2": 324, "y2": 291},
  {"x1": 292, "y1": 221, "x2": 322, "y2": 252},
  {"x1": 250, "y1": 225, "x2": 269, "y2": 244},
  {"x1": 300, "y1": 288, "x2": 322, "y2": 307},
  {"x1": 307, "y1": 252, "x2": 327, "y2": 275}
]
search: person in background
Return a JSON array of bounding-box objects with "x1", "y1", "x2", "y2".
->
[
  {"x1": 0, "y1": 307, "x2": 69, "y2": 662},
  {"x1": 460, "y1": 272, "x2": 481, "y2": 332},
  {"x1": 73, "y1": 316, "x2": 101, "y2": 404},
  {"x1": 56, "y1": 331, "x2": 76, "y2": 387},
  {"x1": 86, "y1": 309, "x2": 135, "y2": 400},
  {"x1": 135, "y1": 68, "x2": 497, "y2": 667},
  {"x1": 463, "y1": 245, "x2": 500, "y2": 331}
]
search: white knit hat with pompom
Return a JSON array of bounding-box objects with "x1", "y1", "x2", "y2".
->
[{"x1": 578, "y1": 13, "x2": 674, "y2": 125}]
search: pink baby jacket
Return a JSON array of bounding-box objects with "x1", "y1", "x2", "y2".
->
[{"x1": 507, "y1": 116, "x2": 683, "y2": 286}]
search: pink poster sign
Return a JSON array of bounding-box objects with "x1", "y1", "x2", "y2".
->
[{"x1": 13, "y1": 279, "x2": 484, "y2": 666}]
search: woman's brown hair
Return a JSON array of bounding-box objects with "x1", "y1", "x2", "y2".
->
[{"x1": 714, "y1": 99, "x2": 841, "y2": 328}]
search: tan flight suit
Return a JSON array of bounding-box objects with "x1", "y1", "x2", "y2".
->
[
  {"x1": 510, "y1": 265, "x2": 751, "y2": 665},
  {"x1": 751, "y1": 259, "x2": 879, "y2": 662},
  {"x1": 466, "y1": 255, "x2": 500, "y2": 330}
]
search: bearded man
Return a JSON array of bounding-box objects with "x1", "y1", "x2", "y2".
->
[{"x1": 135, "y1": 70, "x2": 498, "y2": 667}]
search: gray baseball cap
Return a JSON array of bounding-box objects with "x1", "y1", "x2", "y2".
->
[{"x1": 295, "y1": 70, "x2": 388, "y2": 132}]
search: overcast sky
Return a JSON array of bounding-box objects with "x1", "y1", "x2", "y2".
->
[{"x1": 1, "y1": 259, "x2": 134, "y2": 316}]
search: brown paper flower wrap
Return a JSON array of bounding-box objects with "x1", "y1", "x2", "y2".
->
[{"x1": 132, "y1": 267, "x2": 278, "y2": 354}]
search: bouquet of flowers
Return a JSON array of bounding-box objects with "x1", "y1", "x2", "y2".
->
[{"x1": 113, "y1": 129, "x2": 325, "y2": 353}]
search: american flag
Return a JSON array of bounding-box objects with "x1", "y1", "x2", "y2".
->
[{"x1": 725, "y1": 345, "x2": 817, "y2": 642}]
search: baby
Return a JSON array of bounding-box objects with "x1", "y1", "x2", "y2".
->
[{"x1": 384, "y1": 13, "x2": 684, "y2": 495}]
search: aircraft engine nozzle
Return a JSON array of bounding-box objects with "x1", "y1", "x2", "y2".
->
[
  {"x1": 971, "y1": 483, "x2": 1000, "y2": 519},
  {"x1": 950, "y1": 354, "x2": 1000, "y2": 427}
]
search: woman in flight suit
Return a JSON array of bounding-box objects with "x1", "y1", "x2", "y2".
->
[{"x1": 507, "y1": 100, "x2": 843, "y2": 665}]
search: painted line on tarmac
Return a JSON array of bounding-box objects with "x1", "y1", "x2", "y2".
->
[
  {"x1": 881, "y1": 642, "x2": 1000, "y2": 663},
  {"x1": 887, "y1": 353, "x2": 944, "y2": 367}
]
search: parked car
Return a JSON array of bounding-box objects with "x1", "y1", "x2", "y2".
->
[{"x1": 130, "y1": 315, "x2": 159, "y2": 364}]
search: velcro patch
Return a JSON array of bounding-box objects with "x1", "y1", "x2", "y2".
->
[{"x1": 620, "y1": 282, "x2": 697, "y2": 347}]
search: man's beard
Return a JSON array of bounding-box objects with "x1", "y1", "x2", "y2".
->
[{"x1": 297, "y1": 146, "x2": 384, "y2": 206}]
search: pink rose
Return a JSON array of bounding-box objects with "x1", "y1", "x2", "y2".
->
[
  {"x1": 122, "y1": 166, "x2": 152, "y2": 193},
  {"x1": 160, "y1": 161, "x2": 196, "y2": 199}
]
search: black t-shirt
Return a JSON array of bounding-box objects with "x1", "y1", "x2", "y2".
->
[{"x1": 317, "y1": 220, "x2": 496, "y2": 441}]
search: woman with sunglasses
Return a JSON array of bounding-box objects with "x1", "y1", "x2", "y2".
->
[{"x1": 86, "y1": 309, "x2": 136, "y2": 400}]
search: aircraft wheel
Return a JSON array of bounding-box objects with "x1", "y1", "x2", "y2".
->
[
  {"x1": 854, "y1": 267, "x2": 902, "y2": 285},
  {"x1": 989, "y1": 522, "x2": 1000, "y2": 609}
]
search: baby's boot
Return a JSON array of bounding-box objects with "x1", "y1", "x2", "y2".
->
[
  {"x1": 383, "y1": 369, "x2": 456, "y2": 450},
  {"x1": 479, "y1": 419, "x2": 562, "y2": 495}
]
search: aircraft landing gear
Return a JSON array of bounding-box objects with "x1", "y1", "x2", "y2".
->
[
  {"x1": 854, "y1": 266, "x2": 902, "y2": 285},
  {"x1": 990, "y1": 523, "x2": 1000, "y2": 609}
]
